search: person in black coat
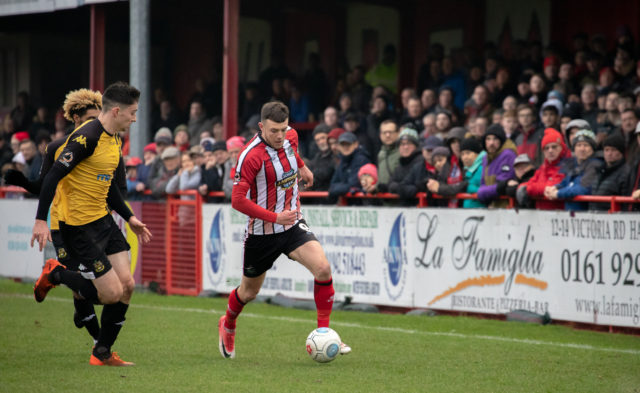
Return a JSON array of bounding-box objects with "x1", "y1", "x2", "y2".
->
[
  {"x1": 306, "y1": 125, "x2": 335, "y2": 192},
  {"x1": 589, "y1": 134, "x2": 631, "y2": 211},
  {"x1": 328, "y1": 132, "x2": 371, "y2": 202}
]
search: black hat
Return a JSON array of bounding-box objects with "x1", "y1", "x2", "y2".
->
[
  {"x1": 460, "y1": 137, "x2": 482, "y2": 154},
  {"x1": 602, "y1": 134, "x2": 625, "y2": 154},
  {"x1": 211, "y1": 141, "x2": 227, "y2": 152},
  {"x1": 484, "y1": 124, "x2": 506, "y2": 147}
]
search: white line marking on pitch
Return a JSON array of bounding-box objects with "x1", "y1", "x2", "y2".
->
[{"x1": 3, "y1": 293, "x2": 639, "y2": 356}]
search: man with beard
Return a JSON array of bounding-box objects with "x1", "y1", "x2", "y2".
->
[{"x1": 477, "y1": 124, "x2": 517, "y2": 208}]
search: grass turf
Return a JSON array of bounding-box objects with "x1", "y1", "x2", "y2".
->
[{"x1": 1, "y1": 278, "x2": 639, "y2": 393}]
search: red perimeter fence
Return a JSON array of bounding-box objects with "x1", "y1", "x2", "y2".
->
[{"x1": 1, "y1": 186, "x2": 638, "y2": 295}]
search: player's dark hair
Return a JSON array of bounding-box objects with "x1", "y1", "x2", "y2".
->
[
  {"x1": 260, "y1": 101, "x2": 289, "y2": 123},
  {"x1": 102, "y1": 82, "x2": 140, "y2": 111}
]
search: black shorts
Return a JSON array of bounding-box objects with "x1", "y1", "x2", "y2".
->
[
  {"x1": 51, "y1": 230, "x2": 72, "y2": 267},
  {"x1": 59, "y1": 214, "x2": 130, "y2": 279},
  {"x1": 243, "y1": 220, "x2": 318, "y2": 278}
]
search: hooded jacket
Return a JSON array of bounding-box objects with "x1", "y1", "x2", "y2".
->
[
  {"x1": 437, "y1": 151, "x2": 487, "y2": 208},
  {"x1": 525, "y1": 130, "x2": 572, "y2": 210},
  {"x1": 477, "y1": 139, "x2": 517, "y2": 207}
]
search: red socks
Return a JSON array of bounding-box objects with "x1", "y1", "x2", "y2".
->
[
  {"x1": 314, "y1": 278, "x2": 335, "y2": 328},
  {"x1": 224, "y1": 288, "x2": 245, "y2": 330},
  {"x1": 225, "y1": 279, "x2": 334, "y2": 330}
]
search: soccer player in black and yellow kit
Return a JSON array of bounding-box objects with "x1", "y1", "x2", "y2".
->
[
  {"x1": 31, "y1": 82, "x2": 151, "y2": 366},
  {"x1": 5, "y1": 88, "x2": 132, "y2": 345},
  {"x1": 5, "y1": 88, "x2": 105, "y2": 342}
]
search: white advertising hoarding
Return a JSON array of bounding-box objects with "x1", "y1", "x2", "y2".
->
[
  {"x1": 202, "y1": 205, "x2": 640, "y2": 328},
  {"x1": 0, "y1": 199, "x2": 46, "y2": 278}
]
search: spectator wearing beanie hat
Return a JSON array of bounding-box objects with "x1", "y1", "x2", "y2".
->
[
  {"x1": 426, "y1": 146, "x2": 463, "y2": 207},
  {"x1": 434, "y1": 137, "x2": 487, "y2": 208},
  {"x1": 135, "y1": 143, "x2": 158, "y2": 192},
  {"x1": 381, "y1": 127, "x2": 422, "y2": 195},
  {"x1": 357, "y1": 163, "x2": 377, "y2": 192},
  {"x1": 524, "y1": 128, "x2": 572, "y2": 210},
  {"x1": 174, "y1": 124, "x2": 190, "y2": 152},
  {"x1": 327, "y1": 127, "x2": 346, "y2": 162},
  {"x1": 544, "y1": 129, "x2": 602, "y2": 211},
  {"x1": 477, "y1": 124, "x2": 517, "y2": 208},
  {"x1": 589, "y1": 134, "x2": 631, "y2": 211}
]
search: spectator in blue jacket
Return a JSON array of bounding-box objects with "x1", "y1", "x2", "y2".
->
[
  {"x1": 544, "y1": 129, "x2": 602, "y2": 210},
  {"x1": 328, "y1": 131, "x2": 371, "y2": 201}
]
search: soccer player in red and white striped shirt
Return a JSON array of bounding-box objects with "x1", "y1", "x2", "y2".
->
[{"x1": 218, "y1": 101, "x2": 351, "y2": 359}]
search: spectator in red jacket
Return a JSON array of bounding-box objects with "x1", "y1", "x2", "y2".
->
[{"x1": 524, "y1": 128, "x2": 572, "y2": 210}]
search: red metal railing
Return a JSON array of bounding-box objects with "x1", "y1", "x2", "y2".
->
[
  {"x1": 3, "y1": 186, "x2": 638, "y2": 295},
  {"x1": 165, "y1": 190, "x2": 202, "y2": 296}
]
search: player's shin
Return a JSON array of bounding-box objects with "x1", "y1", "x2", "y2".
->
[
  {"x1": 224, "y1": 287, "x2": 245, "y2": 330},
  {"x1": 94, "y1": 301, "x2": 128, "y2": 359},
  {"x1": 314, "y1": 278, "x2": 334, "y2": 328},
  {"x1": 73, "y1": 297, "x2": 100, "y2": 341}
]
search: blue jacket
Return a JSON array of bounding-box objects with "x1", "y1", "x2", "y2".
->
[
  {"x1": 555, "y1": 156, "x2": 603, "y2": 211},
  {"x1": 328, "y1": 147, "x2": 371, "y2": 199}
]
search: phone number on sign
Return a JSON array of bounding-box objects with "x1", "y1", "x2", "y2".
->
[{"x1": 560, "y1": 249, "x2": 640, "y2": 286}]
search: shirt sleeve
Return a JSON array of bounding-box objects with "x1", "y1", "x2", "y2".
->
[
  {"x1": 35, "y1": 128, "x2": 99, "y2": 221},
  {"x1": 231, "y1": 152, "x2": 278, "y2": 223}
]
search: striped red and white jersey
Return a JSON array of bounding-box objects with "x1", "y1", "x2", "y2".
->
[{"x1": 232, "y1": 128, "x2": 305, "y2": 235}]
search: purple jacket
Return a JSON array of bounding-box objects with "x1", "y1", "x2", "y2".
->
[{"x1": 477, "y1": 140, "x2": 517, "y2": 205}]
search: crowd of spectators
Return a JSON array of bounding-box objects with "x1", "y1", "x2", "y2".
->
[{"x1": 2, "y1": 29, "x2": 640, "y2": 210}]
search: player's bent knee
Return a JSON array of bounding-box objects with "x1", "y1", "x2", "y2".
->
[
  {"x1": 314, "y1": 261, "x2": 332, "y2": 281},
  {"x1": 121, "y1": 276, "x2": 135, "y2": 301},
  {"x1": 99, "y1": 287, "x2": 123, "y2": 304}
]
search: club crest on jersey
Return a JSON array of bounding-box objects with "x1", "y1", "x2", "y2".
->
[
  {"x1": 57, "y1": 248, "x2": 67, "y2": 259},
  {"x1": 59, "y1": 151, "x2": 73, "y2": 167},
  {"x1": 276, "y1": 169, "x2": 297, "y2": 190},
  {"x1": 73, "y1": 135, "x2": 87, "y2": 148}
]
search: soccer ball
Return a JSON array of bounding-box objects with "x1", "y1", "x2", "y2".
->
[{"x1": 305, "y1": 327, "x2": 341, "y2": 363}]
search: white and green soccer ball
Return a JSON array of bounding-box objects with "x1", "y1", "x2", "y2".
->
[{"x1": 305, "y1": 327, "x2": 341, "y2": 363}]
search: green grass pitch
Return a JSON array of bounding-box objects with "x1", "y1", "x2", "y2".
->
[{"x1": 1, "y1": 278, "x2": 639, "y2": 393}]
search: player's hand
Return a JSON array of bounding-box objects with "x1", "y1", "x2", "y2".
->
[
  {"x1": 299, "y1": 165, "x2": 313, "y2": 189},
  {"x1": 275, "y1": 210, "x2": 298, "y2": 226},
  {"x1": 31, "y1": 219, "x2": 51, "y2": 252},
  {"x1": 128, "y1": 216, "x2": 152, "y2": 243}
]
